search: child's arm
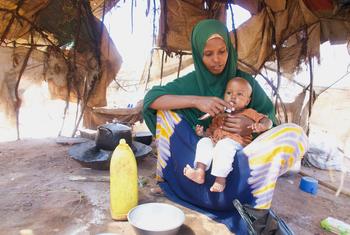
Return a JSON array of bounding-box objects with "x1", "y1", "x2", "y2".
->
[
  {"x1": 195, "y1": 124, "x2": 214, "y2": 137},
  {"x1": 195, "y1": 125, "x2": 205, "y2": 136},
  {"x1": 249, "y1": 117, "x2": 273, "y2": 133}
]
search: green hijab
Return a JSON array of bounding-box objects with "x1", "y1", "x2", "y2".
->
[{"x1": 143, "y1": 19, "x2": 275, "y2": 135}]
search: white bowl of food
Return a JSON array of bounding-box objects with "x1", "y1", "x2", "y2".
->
[{"x1": 127, "y1": 203, "x2": 185, "y2": 235}]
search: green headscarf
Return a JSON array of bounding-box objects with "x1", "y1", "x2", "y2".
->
[{"x1": 143, "y1": 19, "x2": 275, "y2": 135}]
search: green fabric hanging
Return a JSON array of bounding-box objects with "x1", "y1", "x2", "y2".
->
[{"x1": 143, "y1": 19, "x2": 275, "y2": 135}]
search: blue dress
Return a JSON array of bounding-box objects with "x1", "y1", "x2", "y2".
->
[{"x1": 155, "y1": 110, "x2": 308, "y2": 234}]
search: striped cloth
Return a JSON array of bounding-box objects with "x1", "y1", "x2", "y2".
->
[
  {"x1": 244, "y1": 124, "x2": 307, "y2": 209},
  {"x1": 155, "y1": 110, "x2": 308, "y2": 234}
]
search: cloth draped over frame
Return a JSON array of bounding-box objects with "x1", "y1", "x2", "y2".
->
[{"x1": 143, "y1": 19, "x2": 308, "y2": 234}]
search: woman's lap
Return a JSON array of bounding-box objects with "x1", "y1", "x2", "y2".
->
[{"x1": 155, "y1": 110, "x2": 308, "y2": 211}]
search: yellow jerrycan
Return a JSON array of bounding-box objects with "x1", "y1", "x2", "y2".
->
[{"x1": 110, "y1": 139, "x2": 138, "y2": 220}]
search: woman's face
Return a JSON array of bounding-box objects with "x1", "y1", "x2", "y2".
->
[{"x1": 202, "y1": 37, "x2": 228, "y2": 75}]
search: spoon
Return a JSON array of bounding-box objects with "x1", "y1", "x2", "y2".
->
[{"x1": 198, "y1": 107, "x2": 234, "y2": 120}]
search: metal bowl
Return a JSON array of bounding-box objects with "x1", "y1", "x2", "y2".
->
[{"x1": 127, "y1": 203, "x2": 185, "y2": 235}]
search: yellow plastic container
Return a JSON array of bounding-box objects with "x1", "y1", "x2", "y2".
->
[{"x1": 110, "y1": 139, "x2": 138, "y2": 220}]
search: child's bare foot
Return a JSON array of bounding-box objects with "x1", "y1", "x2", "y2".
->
[
  {"x1": 150, "y1": 186, "x2": 164, "y2": 197},
  {"x1": 183, "y1": 164, "x2": 205, "y2": 184},
  {"x1": 210, "y1": 177, "x2": 226, "y2": 192}
]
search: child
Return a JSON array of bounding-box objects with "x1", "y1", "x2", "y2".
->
[{"x1": 183, "y1": 77, "x2": 273, "y2": 192}]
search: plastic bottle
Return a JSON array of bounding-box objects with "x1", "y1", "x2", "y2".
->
[
  {"x1": 321, "y1": 217, "x2": 350, "y2": 234},
  {"x1": 110, "y1": 139, "x2": 138, "y2": 220}
]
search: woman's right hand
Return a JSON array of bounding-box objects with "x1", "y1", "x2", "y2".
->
[{"x1": 195, "y1": 96, "x2": 232, "y2": 117}]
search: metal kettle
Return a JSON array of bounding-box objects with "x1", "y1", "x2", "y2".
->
[{"x1": 95, "y1": 122, "x2": 135, "y2": 151}]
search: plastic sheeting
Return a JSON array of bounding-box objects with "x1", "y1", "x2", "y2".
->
[{"x1": 0, "y1": 1, "x2": 122, "y2": 129}]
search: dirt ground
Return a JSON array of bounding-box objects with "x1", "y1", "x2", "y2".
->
[
  {"x1": 0, "y1": 136, "x2": 349, "y2": 235},
  {"x1": 0, "y1": 138, "x2": 233, "y2": 235}
]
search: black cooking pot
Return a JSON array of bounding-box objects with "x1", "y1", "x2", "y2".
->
[
  {"x1": 95, "y1": 123, "x2": 136, "y2": 152},
  {"x1": 134, "y1": 131, "x2": 153, "y2": 145}
]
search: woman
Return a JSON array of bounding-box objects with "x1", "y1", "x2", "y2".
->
[{"x1": 143, "y1": 19, "x2": 308, "y2": 234}]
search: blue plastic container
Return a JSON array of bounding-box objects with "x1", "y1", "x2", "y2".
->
[{"x1": 299, "y1": 176, "x2": 318, "y2": 195}]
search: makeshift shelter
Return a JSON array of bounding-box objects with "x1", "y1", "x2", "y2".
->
[
  {"x1": 0, "y1": 0, "x2": 349, "y2": 137},
  {"x1": 0, "y1": 2, "x2": 350, "y2": 235}
]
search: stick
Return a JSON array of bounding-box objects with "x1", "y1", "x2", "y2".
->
[
  {"x1": 299, "y1": 171, "x2": 350, "y2": 197},
  {"x1": 68, "y1": 175, "x2": 109, "y2": 182}
]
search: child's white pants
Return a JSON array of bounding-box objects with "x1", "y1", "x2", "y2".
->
[{"x1": 194, "y1": 137, "x2": 242, "y2": 177}]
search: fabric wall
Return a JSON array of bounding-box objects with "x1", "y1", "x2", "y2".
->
[
  {"x1": 158, "y1": 0, "x2": 226, "y2": 52},
  {"x1": 234, "y1": 0, "x2": 320, "y2": 76}
]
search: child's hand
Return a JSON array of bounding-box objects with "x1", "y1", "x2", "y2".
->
[
  {"x1": 195, "y1": 124, "x2": 204, "y2": 136},
  {"x1": 249, "y1": 123, "x2": 267, "y2": 133}
]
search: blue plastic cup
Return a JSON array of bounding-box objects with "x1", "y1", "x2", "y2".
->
[{"x1": 299, "y1": 176, "x2": 318, "y2": 195}]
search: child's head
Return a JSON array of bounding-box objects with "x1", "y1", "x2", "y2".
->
[{"x1": 224, "y1": 77, "x2": 252, "y2": 110}]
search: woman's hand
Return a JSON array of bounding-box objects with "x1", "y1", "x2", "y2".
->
[
  {"x1": 195, "y1": 96, "x2": 231, "y2": 117},
  {"x1": 222, "y1": 114, "x2": 254, "y2": 136}
]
